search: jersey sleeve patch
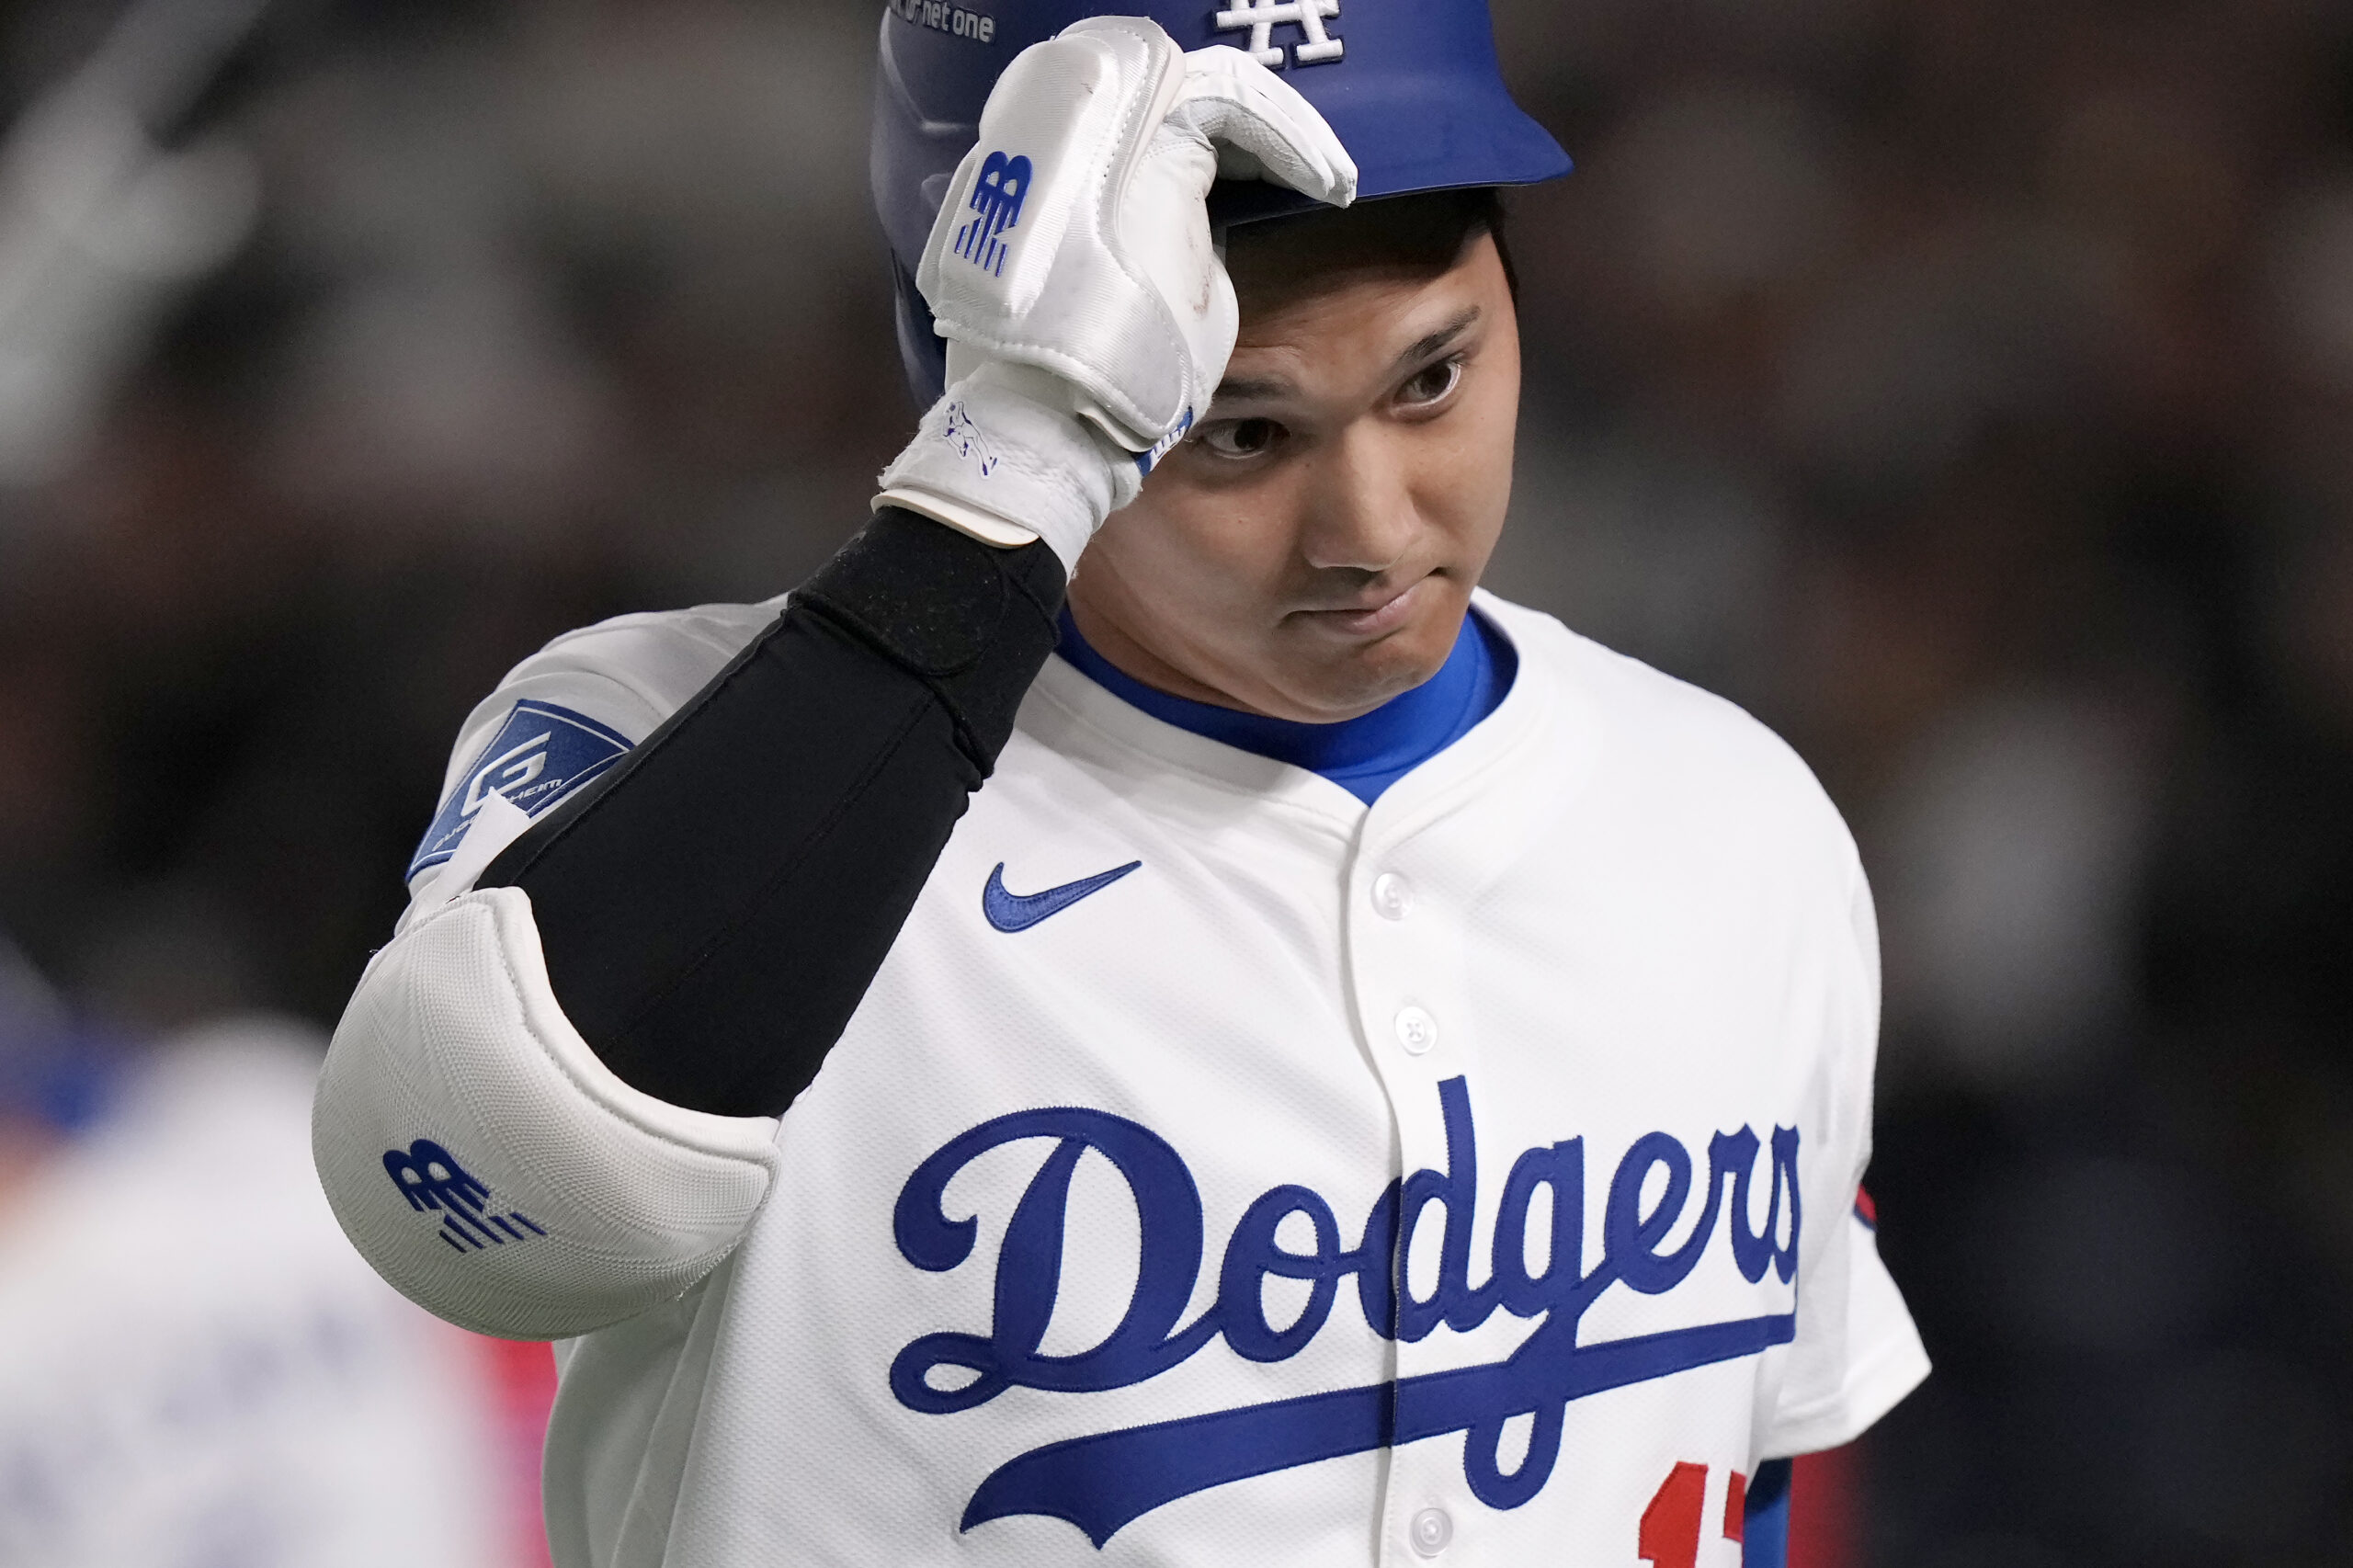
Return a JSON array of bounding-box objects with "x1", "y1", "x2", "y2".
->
[{"x1": 407, "y1": 700, "x2": 633, "y2": 881}]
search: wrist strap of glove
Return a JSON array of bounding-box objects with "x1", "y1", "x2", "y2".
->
[{"x1": 875, "y1": 363, "x2": 1143, "y2": 574}]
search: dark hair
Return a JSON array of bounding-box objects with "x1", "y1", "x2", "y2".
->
[{"x1": 1222, "y1": 187, "x2": 1516, "y2": 310}]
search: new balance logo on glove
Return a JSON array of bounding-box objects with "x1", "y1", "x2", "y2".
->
[{"x1": 954, "y1": 151, "x2": 1032, "y2": 276}]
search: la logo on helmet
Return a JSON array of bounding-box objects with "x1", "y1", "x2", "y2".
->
[{"x1": 1212, "y1": 0, "x2": 1345, "y2": 67}]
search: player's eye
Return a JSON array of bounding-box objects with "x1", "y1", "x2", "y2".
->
[
  {"x1": 1396, "y1": 358, "x2": 1464, "y2": 408},
  {"x1": 1195, "y1": 416, "x2": 1283, "y2": 459}
]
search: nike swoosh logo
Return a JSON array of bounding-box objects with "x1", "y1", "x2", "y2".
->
[{"x1": 983, "y1": 859, "x2": 1142, "y2": 933}]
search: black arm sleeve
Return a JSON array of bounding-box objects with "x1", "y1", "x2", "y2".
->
[{"x1": 475, "y1": 507, "x2": 1066, "y2": 1118}]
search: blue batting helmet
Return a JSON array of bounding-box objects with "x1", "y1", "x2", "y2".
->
[{"x1": 870, "y1": 0, "x2": 1570, "y2": 403}]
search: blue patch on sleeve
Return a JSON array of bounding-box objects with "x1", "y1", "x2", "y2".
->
[{"x1": 406, "y1": 699, "x2": 632, "y2": 881}]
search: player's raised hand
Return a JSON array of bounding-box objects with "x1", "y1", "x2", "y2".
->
[
  {"x1": 1108, "y1": 42, "x2": 1358, "y2": 426},
  {"x1": 923, "y1": 23, "x2": 1355, "y2": 448},
  {"x1": 876, "y1": 18, "x2": 1355, "y2": 572}
]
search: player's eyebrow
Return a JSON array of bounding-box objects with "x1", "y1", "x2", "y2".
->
[
  {"x1": 1211, "y1": 369, "x2": 1295, "y2": 403},
  {"x1": 1212, "y1": 306, "x2": 1484, "y2": 405},
  {"x1": 1392, "y1": 306, "x2": 1482, "y2": 373}
]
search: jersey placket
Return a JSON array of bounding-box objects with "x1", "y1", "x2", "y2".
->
[{"x1": 1345, "y1": 806, "x2": 1487, "y2": 1567}]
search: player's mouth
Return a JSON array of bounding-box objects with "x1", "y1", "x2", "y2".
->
[{"x1": 1290, "y1": 576, "x2": 1429, "y2": 639}]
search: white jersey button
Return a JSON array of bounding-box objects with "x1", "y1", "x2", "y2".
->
[
  {"x1": 1371, "y1": 871, "x2": 1415, "y2": 920},
  {"x1": 1409, "y1": 1506, "x2": 1453, "y2": 1556},
  {"x1": 1394, "y1": 1005, "x2": 1439, "y2": 1054}
]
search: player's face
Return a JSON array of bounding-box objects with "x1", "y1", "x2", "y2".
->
[{"x1": 1066, "y1": 233, "x2": 1520, "y2": 722}]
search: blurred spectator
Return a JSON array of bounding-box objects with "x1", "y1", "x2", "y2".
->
[{"x1": 0, "y1": 938, "x2": 545, "y2": 1566}]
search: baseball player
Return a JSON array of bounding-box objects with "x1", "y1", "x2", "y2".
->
[{"x1": 313, "y1": 3, "x2": 1929, "y2": 1565}]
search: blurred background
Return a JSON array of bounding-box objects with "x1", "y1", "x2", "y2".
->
[{"x1": 0, "y1": 0, "x2": 2347, "y2": 1562}]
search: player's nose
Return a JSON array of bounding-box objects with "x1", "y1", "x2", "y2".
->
[{"x1": 1295, "y1": 423, "x2": 1417, "y2": 574}]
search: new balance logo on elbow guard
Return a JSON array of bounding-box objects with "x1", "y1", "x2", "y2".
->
[
  {"x1": 893, "y1": 1076, "x2": 1804, "y2": 1543},
  {"x1": 383, "y1": 1139, "x2": 544, "y2": 1255}
]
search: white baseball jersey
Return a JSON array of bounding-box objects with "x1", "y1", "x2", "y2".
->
[{"x1": 360, "y1": 589, "x2": 1927, "y2": 1568}]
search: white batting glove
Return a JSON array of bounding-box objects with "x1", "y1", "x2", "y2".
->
[{"x1": 875, "y1": 17, "x2": 1356, "y2": 574}]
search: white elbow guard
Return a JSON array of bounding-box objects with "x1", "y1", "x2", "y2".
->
[{"x1": 313, "y1": 886, "x2": 779, "y2": 1339}]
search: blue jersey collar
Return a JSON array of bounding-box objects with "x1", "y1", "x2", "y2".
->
[{"x1": 1054, "y1": 605, "x2": 1516, "y2": 805}]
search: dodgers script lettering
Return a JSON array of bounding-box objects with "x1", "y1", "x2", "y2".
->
[{"x1": 892, "y1": 1077, "x2": 1803, "y2": 1545}]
